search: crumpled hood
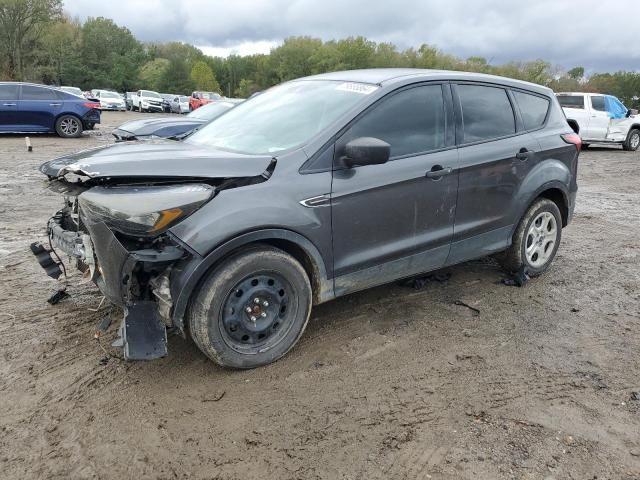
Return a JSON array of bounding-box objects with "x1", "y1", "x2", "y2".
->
[
  {"x1": 115, "y1": 117, "x2": 205, "y2": 137},
  {"x1": 40, "y1": 141, "x2": 274, "y2": 180}
]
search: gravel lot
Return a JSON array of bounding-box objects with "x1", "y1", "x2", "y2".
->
[{"x1": 1, "y1": 111, "x2": 639, "y2": 479}]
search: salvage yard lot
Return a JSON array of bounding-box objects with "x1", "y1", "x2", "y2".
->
[{"x1": 0, "y1": 111, "x2": 639, "y2": 479}]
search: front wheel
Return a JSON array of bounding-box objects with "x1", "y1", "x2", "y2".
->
[
  {"x1": 623, "y1": 129, "x2": 640, "y2": 151},
  {"x1": 189, "y1": 246, "x2": 312, "y2": 369},
  {"x1": 55, "y1": 115, "x2": 82, "y2": 138},
  {"x1": 494, "y1": 198, "x2": 562, "y2": 276}
]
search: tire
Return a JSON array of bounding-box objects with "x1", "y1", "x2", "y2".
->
[
  {"x1": 623, "y1": 129, "x2": 640, "y2": 151},
  {"x1": 189, "y1": 246, "x2": 312, "y2": 369},
  {"x1": 55, "y1": 114, "x2": 82, "y2": 138},
  {"x1": 494, "y1": 198, "x2": 562, "y2": 277}
]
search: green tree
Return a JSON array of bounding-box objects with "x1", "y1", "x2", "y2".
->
[
  {"x1": 138, "y1": 58, "x2": 169, "y2": 91},
  {"x1": 567, "y1": 66, "x2": 585, "y2": 81},
  {"x1": 159, "y1": 57, "x2": 194, "y2": 94},
  {"x1": 190, "y1": 60, "x2": 220, "y2": 92},
  {"x1": 0, "y1": 0, "x2": 62, "y2": 80}
]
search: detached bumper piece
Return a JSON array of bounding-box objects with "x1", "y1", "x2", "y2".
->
[
  {"x1": 30, "y1": 242, "x2": 62, "y2": 279},
  {"x1": 114, "y1": 301, "x2": 168, "y2": 360}
]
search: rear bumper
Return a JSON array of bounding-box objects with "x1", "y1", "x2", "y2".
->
[{"x1": 82, "y1": 109, "x2": 101, "y2": 125}]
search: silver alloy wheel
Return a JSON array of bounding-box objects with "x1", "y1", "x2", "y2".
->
[
  {"x1": 525, "y1": 211, "x2": 557, "y2": 268},
  {"x1": 631, "y1": 132, "x2": 640, "y2": 150},
  {"x1": 60, "y1": 117, "x2": 79, "y2": 136}
]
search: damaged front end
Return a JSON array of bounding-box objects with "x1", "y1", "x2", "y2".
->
[{"x1": 33, "y1": 143, "x2": 276, "y2": 361}]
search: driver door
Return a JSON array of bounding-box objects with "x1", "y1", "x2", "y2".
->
[{"x1": 331, "y1": 83, "x2": 458, "y2": 295}]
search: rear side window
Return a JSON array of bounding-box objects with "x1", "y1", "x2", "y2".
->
[
  {"x1": 0, "y1": 84, "x2": 18, "y2": 100},
  {"x1": 21, "y1": 85, "x2": 60, "y2": 100},
  {"x1": 458, "y1": 84, "x2": 515, "y2": 143},
  {"x1": 340, "y1": 85, "x2": 446, "y2": 159},
  {"x1": 513, "y1": 91, "x2": 550, "y2": 130},
  {"x1": 591, "y1": 96, "x2": 606, "y2": 112},
  {"x1": 557, "y1": 95, "x2": 584, "y2": 109}
]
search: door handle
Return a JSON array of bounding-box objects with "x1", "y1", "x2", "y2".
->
[
  {"x1": 49, "y1": 103, "x2": 62, "y2": 106},
  {"x1": 3, "y1": 103, "x2": 16, "y2": 106},
  {"x1": 515, "y1": 148, "x2": 533, "y2": 161},
  {"x1": 425, "y1": 165, "x2": 453, "y2": 179}
]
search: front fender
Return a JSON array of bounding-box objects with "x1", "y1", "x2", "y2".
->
[{"x1": 168, "y1": 228, "x2": 334, "y2": 332}]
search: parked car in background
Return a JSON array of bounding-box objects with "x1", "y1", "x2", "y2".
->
[
  {"x1": 35, "y1": 69, "x2": 579, "y2": 366},
  {"x1": 59, "y1": 86, "x2": 84, "y2": 97},
  {"x1": 91, "y1": 89, "x2": 126, "y2": 111},
  {"x1": 170, "y1": 95, "x2": 190, "y2": 114},
  {"x1": 159, "y1": 94, "x2": 175, "y2": 113},
  {"x1": 557, "y1": 92, "x2": 640, "y2": 151},
  {"x1": 189, "y1": 91, "x2": 221, "y2": 111},
  {"x1": 131, "y1": 89, "x2": 163, "y2": 112},
  {"x1": 0, "y1": 82, "x2": 100, "y2": 137},
  {"x1": 112, "y1": 99, "x2": 242, "y2": 141},
  {"x1": 124, "y1": 92, "x2": 136, "y2": 111}
]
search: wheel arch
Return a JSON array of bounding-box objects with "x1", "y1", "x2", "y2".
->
[
  {"x1": 516, "y1": 182, "x2": 570, "y2": 234},
  {"x1": 170, "y1": 229, "x2": 334, "y2": 330}
]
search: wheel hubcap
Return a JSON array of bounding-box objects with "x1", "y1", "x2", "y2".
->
[
  {"x1": 220, "y1": 273, "x2": 293, "y2": 352},
  {"x1": 631, "y1": 133, "x2": 639, "y2": 149},
  {"x1": 525, "y1": 211, "x2": 557, "y2": 268},
  {"x1": 60, "y1": 118, "x2": 79, "y2": 135}
]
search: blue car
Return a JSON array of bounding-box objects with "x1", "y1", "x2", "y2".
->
[{"x1": 0, "y1": 82, "x2": 101, "y2": 138}]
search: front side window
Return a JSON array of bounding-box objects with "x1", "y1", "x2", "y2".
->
[
  {"x1": 458, "y1": 84, "x2": 515, "y2": 143},
  {"x1": 186, "y1": 80, "x2": 378, "y2": 155},
  {"x1": 513, "y1": 91, "x2": 550, "y2": 130},
  {"x1": 338, "y1": 85, "x2": 446, "y2": 159},
  {"x1": 0, "y1": 84, "x2": 19, "y2": 100},
  {"x1": 591, "y1": 96, "x2": 606, "y2": 112},
  {"x1": 21, "y1": 85, "x2": 59, "y2": 101}
]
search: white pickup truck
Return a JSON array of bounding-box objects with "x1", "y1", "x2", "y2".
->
[
  {"x1": 131, "y1": 89, "x2": 164, "y2": 113},
  {"x1": 557, "y1": 92, "x2": 640, "y2": 151}
]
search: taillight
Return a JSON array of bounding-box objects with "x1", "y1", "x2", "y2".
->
[
  {"x1": 561, "y1": 133, "x2": 582, "y2": 152},
  {"x1": 83, "y1": 102, "x2": 100, "y2": 109}
]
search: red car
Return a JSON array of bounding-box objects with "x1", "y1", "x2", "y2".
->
[{"x1": 189, "y1": 91, "x2": 221, "y2": 111}]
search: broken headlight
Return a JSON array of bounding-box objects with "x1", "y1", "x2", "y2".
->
[{"x1": 78, "y1": 184, "x2": 214, "y2": 237}]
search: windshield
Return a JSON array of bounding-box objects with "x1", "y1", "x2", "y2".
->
[
  {"x1": 186, "y1": 80, "x2": 378, "y2": 154},
  {"x1": 141, "y1": 90, "x2": 161, "y2": 99},
  {"x1": 101, "y1": 91, "x2": 120, "y2": 99},
  {"x1": 187, "y1": 102, "x2": 235, "y2": 120}
]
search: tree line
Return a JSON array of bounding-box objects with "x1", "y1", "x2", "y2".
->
[{"x1": 1, "y1": 0, "x2": 639, "y2": 107}]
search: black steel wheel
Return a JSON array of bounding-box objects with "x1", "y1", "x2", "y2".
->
[{"x1": 189, "y1": 245, "x2": 312, "y2": 369}]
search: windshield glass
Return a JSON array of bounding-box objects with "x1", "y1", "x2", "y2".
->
[
  {"x1": 141, "y1": 90, "x2": 161, "y2": 99},
  {"x1": 186, "y1": 80, "x2": 378, "y2": 154},
  {"x1": 101, "y1": 91, "x2": 120, "y2": 98},
  {"x1": 187, "y1": 102, "x2": 234, "y2": 120}
]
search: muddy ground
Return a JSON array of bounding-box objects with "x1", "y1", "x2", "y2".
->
[{"x1": 0, "y1": 111, "x2": 639, "y2": 480}]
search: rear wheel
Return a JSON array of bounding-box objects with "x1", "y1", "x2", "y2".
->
[
  {"x1": 494, "y1": 198, "x2": 562, "y2": 276},
  {"x1": 623, "y1": 129, "x2": 640, "y2": 151},
  {"x1": 189, "y1": 246, "x2": 312, "y2": 369},
  {"x1": 55, "y1": 115, "x2": 82, "y2": 138}
]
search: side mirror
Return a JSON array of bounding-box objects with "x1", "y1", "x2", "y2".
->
[
  {"x1": 626, "y1": 109, "x2": 633, "y2": 118},
  {"x1": 342, "y1": 137, "x2": 390, "y2": 168}
]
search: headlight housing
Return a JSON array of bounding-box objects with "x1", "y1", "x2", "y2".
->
[{"x1": 79, "y1": 184, "x2": 214, "y2": 237}]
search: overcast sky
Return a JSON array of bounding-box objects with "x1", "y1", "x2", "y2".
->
[{"x1": 63, "y1": 0, "x2": 639, "y2": 73}]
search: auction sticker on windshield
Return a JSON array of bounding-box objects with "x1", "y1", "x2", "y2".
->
[{"x1": 335, "y1": 83, "x2": 378, "y2": 94}]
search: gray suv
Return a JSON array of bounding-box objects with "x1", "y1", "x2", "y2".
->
[{"x1": 34, "y1": 69, "x2": 580, "y2": 368}]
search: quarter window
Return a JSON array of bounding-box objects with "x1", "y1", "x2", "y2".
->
[
  {"x1": 21, "y1": 85, "x2": 60, "y2": 101},
  {"x1": 0, "y1": 84, "x2": 18, "y2": 100},
  {"x1": 591, "y1": 96, "x2": 606, "y2": 112},
  {"x1": 339, "y1": 85, "x2": 446, "y2": 159},
  {"x1": 458, "y1": 85, "x2": 515, "y2": 143},
  {"x1": 513, "y1": 91, "x2": 550, "y2": 130}
]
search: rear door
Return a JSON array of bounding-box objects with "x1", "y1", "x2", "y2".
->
[
  {"x1": 17, "y1": 85, "x2": 63, "y2": 131},
  {"x1": 0, "y1": 84, "x2": 19, "y2": 130},
  {"x1": 584, "y1": 95, "x2": 610, "y2": 140},
  {"x1": 449, "y1": 83, "x2": 540, "y2": 264},
  {"x1": 331, "y1": 83, "x2": 458, "y2": 294}
]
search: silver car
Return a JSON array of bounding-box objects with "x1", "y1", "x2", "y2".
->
[{"x1": 170, "y1": 95, "x2": 190, "y2": 114}]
